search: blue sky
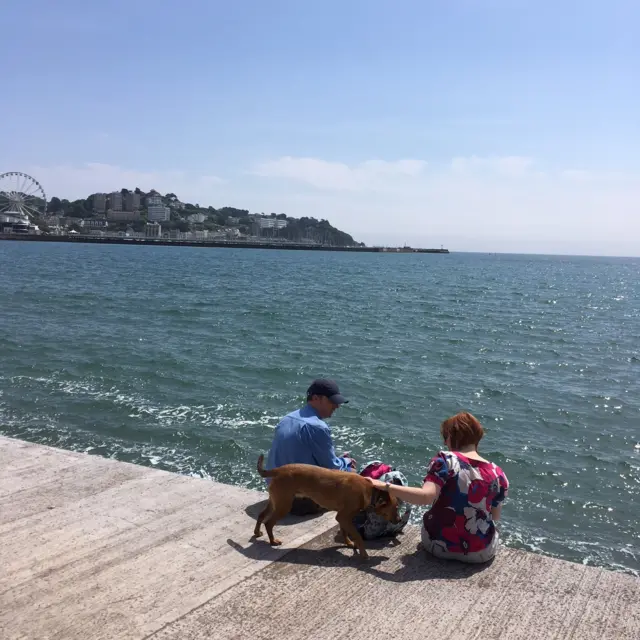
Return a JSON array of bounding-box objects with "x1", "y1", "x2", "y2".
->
[{"x1": 2, "y1": 0, "x2": 639, "y2": 254}]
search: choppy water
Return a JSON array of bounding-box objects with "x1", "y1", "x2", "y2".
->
[{"x1": 1, "y1": 241, "x2": 639, "y2": 574}]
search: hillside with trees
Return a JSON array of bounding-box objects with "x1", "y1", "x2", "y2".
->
[{"x1": 42, "y1": 188, "x2": 361, "y2": 247}]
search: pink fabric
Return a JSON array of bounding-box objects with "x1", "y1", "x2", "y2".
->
[{"x1": 360, "y1": 462, "x2": 393, "y2": 480}]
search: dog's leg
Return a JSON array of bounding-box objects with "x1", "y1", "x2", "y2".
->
[
  {"x1": 340, "y1": 528, "x2": 354, "y2": 548},
  {"x1": 337, "y1": 513, "x2": 369, "y2": 561},
  {"x1": 264, "y1": 497, "x2": 292, "y2": 546},
  {"x1": 336, "y1": 516, "x2": 354, "y2": 548},
  {"x1": 253, "y1": 500, "x2": 273, "y2": 539}
]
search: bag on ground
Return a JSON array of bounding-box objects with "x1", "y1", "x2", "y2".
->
[{"x1": 354, "y1": 460, "x2": 412, "y2": 539}]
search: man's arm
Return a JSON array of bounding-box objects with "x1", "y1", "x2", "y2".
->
[{"x1": 303, "y1": 423, "x2": 353, "y2": 471}]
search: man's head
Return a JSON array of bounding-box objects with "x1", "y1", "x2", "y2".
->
[{"x1": 306, "y1": 378, "x2": 348, "y2": 419}]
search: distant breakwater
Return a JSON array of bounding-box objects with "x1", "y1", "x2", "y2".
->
[{"x1": 0, "y1": 234, "x2": 450, "y2": 254}]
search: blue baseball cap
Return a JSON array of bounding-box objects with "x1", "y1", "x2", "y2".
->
[{"x1": 307, "y1": 379, "x2": 348, "y2": 405}]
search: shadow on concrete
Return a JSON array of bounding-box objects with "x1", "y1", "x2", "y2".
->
[
  {"x1": 364, "y1": 541, "x2": 494, "y2": 583},
  {"x1": 227, "y1": 536, "x2": 389, "y2": 568},
  {"x1": 227, "y1": 532, "x2": 492, "y2": 582},
  {"x1": 244, "y1": 499, "x2": 327, "y2": 527}
]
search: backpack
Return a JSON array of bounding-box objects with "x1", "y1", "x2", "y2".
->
[{"x1": 354, "y1": 460, "x2": 412, "y2": 540}]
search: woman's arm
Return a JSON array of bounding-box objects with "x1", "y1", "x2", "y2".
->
[
  {"x1": 369, "y1": 478, "x2": 441, "y2": 506},
  {"x1": 491, "y1": 504, "x2": 502, "y2": 522}
]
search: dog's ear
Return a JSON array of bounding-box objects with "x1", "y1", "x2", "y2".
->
[{"x1": 372, "y1": 488, "x2": 391, "y2": 507}]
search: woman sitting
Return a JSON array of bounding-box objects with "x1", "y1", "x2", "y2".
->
[{"x1": 368, "y1": 412, "x2": 509, "y2": 563}]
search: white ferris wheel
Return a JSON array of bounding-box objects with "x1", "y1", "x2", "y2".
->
[{"x1": 0, "y1": 172, "x2": 47, "y2": 222}]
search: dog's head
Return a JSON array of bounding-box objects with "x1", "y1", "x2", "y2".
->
[{"x1": 371, "y1": 488, "x2": 401, "y2": 524}]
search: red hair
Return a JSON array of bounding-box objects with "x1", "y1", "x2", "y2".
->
[{"x1": 440, "y1": 412, "x2": 485, "y2": 450}]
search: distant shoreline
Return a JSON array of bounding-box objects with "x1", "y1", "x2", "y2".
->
[{"x1": 0, "y1": 234, "x2": 450, "y2": 254}]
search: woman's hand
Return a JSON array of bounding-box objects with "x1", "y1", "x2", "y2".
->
[{"x1": 367, "y1": 477, "x2": 441, "y2": 506}]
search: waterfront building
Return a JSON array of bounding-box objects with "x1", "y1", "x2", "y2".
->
[{"x1": 145, "y1": 222, "x2": 162, "y2": 237}]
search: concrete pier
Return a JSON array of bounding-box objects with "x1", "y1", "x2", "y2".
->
[{"x1": 1, "y1": 435, "x2": 638, "y2": 640}]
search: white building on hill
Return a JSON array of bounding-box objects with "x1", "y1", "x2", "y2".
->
[
  {"x1": 258, "y1": 218, "x2": 288, "y2": 230},
  {"x1": 146, "y1": 193, "x2": 163, "y2": 207},
  {"x1": 148, "y1": 205, "x2": 171, "y2": 222}
]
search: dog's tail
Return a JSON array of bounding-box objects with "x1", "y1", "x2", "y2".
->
[{"x1": 257, "y1": 454, "x2": 276, "y2": 478}]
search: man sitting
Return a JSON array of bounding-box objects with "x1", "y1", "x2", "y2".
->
[{"x1": 265, "y1": 379, "x2": 356, "y2": 515}]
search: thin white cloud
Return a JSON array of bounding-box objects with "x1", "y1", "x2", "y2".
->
[
  {"x1": 255, "y1": 154, "x2": 539, "y2": 192},
  {"x1": 254, "y1": 156, "x2": 427, "y2": 191},
  {"x1": 560, "y1": 169, "x2": 634, "y2": 184},
  {"x1": 450, "y1": 155, "x2": 534, "y2": 176},
  {"x1": 25, "y1": 163, "x2": 224, "y2": 202}
]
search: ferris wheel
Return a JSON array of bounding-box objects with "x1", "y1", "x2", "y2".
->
[{"x1": 0, "y1": 172, "x2": 47, "y2": 221}]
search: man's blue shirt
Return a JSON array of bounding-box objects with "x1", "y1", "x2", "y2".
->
[{"x1": 266, "y1": 405, "x2": 352, "y2": 472}]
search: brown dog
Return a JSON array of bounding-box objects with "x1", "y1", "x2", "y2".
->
[{"x1": 253, "y1": 454, "x2": 400, "y2": 560}]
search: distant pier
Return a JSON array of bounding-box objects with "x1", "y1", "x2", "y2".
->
[{"x1": 0, "y1": 233, "x2": 449, "y2": 254}]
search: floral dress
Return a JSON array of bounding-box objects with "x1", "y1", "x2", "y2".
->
[{"x1": 421, "y1": 451, "x2": 509, "y2": 563}]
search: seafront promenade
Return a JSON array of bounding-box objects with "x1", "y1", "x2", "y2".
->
[{"x1": 1, "y1": 435, "x2": 638, "y2": 640}]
